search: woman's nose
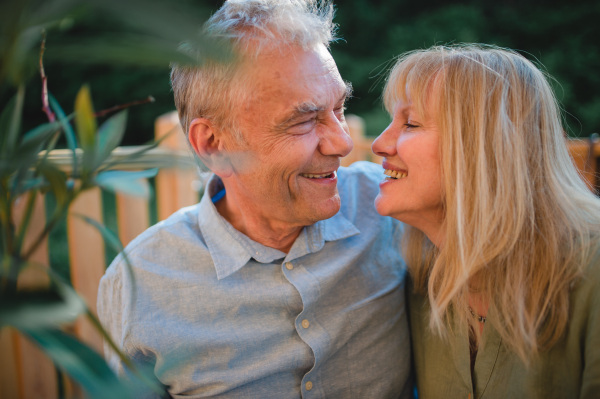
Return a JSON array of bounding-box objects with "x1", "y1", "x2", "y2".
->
[{"x1": 372, "y1": 125, "x2": 397, "y2": 158}]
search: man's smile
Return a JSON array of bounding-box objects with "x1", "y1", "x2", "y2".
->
[{"x1": 300, "y1": 171, "x2": 337, "y2": 179}]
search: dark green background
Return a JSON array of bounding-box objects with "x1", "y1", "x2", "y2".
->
[{"x1": 6, "y1": 0, "x2": 600, "y2": 143}]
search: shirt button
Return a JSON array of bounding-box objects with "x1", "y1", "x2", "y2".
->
[
  {"x1": 301, "y1": 319, "x2": 310, "y2": 328},
  {"x1": 285, "y1": 262, "x2": 294, "y2": 270},
  {"x1": 305, "y1": 381, "x2": 313, "y2": 391}
]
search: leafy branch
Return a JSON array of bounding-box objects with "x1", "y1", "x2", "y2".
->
[{"x1": 0, "y1": 34, "x2": 164, "y2": 398}]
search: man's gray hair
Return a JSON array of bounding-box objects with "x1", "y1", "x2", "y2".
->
[{"x1": 171, "y1": 0, "x2": 336, "y2": 141}]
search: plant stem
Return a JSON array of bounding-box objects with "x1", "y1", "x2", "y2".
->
[
  {"x1": 94, "y1": 96, "x2": 155, "y2": 119},
  {"x1": 39, "y1": 30, "x2": 55, "y2": 123}
]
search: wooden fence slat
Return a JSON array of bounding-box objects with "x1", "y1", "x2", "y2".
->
[
  {"x1": 68, "y1": 188, "x2": 106, "y2": 355},
  {"x1": 567, "y1": 139, "x2": 600, "y2": 191},
  {"x1": 154, "y1": 111, "x2": 202, "y2": 220},
  {"x1": 116, "y1": 193, "x2": 150, "y2": 248},
  {"x1": 14, "y1": 338, "x2": 58, "y2": 399},
  {"x1": 343, "y1": 115, "x2": 382, "y2": 166},
  {"x1": 12, "y1": 192, "x2": 58, "y2": 399},
  {"x1": 0, "y1": 328, "x2": 20, "y2": 399}
]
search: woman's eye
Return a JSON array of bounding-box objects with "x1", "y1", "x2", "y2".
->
[{"x1": 404, "y1": 123, "x2": 419, "y2": 129}]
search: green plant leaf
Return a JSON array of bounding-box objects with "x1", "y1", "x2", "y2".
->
[
  {"x1": 98, "y1": 133, "x2": 171, "y2": 172},
  {"x1": 0, "y1": 85, "x2": 25, "y2": 158},
  {"x1": 22, "y1": 328, "x2": 144, "y2": 399},
  {"x1": 75, "y1": 214, "x2": 124, "y2": 256},
  {"x1": 46, "y1": 0, "x2": 231, "y2": 68},
  {"x1": 38, "y1": 160, "x2": 70, "y2": 210},
  {"x1": 94, "y1": 110, "x2": 128, "y2": 169},
  {"x1": 27, "y1": 0, "x2": 83, "y2": 27},
  {"x1": 20, "y1": 121, "x2": 62, "y2": 154},
  {"x1": 1, "y1": 121, "x2": 60, "y2": 199},
  {"x1": 74, "y1": 85, "x2": 97, "y2": 152},
  {"x1": 49, "y1": 93, "x2": 77, "y2": 149},
  {"x1": 74, "y1": 216, "x2": 149, "y2": 386},
  {"x1": 49, "y1": 92, "x2": 78, "y2": 176},
  {"x1": 18, "y1": 177, "x2": 46, "y2": 192},
  {"x1": 15, "y1": 121, "x2": 61, "y2": 171},
  {"x1": 74, "y1": 214, "x2": 137, "y2": 301},
  {"x1": 94, "y1": 168, "x2": 158, "y2": 198},
  {"x1": 0, "y1": 264, "x2": 86, "y2": 329},
  {"x1": 0, "y1": 121, "x2": 59, "y2": 180}
]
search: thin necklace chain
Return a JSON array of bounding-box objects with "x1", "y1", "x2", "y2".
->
[{"x1": 468, "y1": 306, "x2": 486, "y2": 323}]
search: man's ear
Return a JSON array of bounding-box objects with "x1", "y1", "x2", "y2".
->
[{"x1": 188, "y1": 118, "x2": 232, "y2": 177}]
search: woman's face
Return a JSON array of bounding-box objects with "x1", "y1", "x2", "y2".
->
[{"x1": 371, "y1": 99, "x2": 445, "y2": 245}]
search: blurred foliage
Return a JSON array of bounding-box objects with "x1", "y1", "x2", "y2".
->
[
  {"x1": 0, "y1": 0, "x2": 226, "y2": 396},
  {"x1": 4, "y1": 0, "x2": 598, "y2": 143},
  {"x1": 331, "y1": 0, "x2": 600, "y2": 137},
  {"x1": 0, "y1": 0, "x2": 226, "y2": 145}
]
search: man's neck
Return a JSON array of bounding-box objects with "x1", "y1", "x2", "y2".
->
[{"x1": 214, "y1": 195, "x2": 302, "y2": 254}]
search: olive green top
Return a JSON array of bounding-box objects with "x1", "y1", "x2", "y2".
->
[{"x1": 408, "y1": 252, "x2": 600, "y2": 399}]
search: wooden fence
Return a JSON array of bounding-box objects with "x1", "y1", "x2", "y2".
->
[{"x1": 1, "y1": 112, "x2": 599, "y2": 398}]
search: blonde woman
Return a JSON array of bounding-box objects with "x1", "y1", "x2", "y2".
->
[{"x1": 372, "y1": 44, "x2": 600, "y2": 399}]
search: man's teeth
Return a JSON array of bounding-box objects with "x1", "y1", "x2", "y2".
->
[
  {"x1": 302, "y1": 172, "x2": 335, "y2": 179},
  {"x1": 384, "y1": 169, "x2": 407, "y2": 179}
]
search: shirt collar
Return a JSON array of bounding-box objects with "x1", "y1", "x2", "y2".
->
[{"x1": 198, "y1": 174, "x2": 359, "y2": 280}]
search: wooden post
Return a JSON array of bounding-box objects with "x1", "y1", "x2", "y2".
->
[
  {"x1": 6, "y1": 192, "x2": 58, "y2": 399},
  {"x1": 567, "y1": 138, "x2": 600, "y2": 192},
  {"x1": 154, "y1": 111, "x2": 202, "y2": 221},
  {"x1": 0, "y1": 328, "x2": 20, "y2": 399},
  {"x1": 343, "y1": 114, "x2": 382, "y2": 166},
  {"x1": 68, "y1": 188, "x2": 106, "y2": 355},
  {"x1": 115, "y1": 193, "x2": 150, "y2": 247}
]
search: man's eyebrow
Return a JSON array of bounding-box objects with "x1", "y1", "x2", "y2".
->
[
  {"x1": 276, "y1": 82, "x2": 354, "y2": 130},
  {"x1": 343, "y1": 81, "x2": 353, "y2": 102},
  {"x1": 274, "y1": 103, "x2": 320, "y2": 130}
]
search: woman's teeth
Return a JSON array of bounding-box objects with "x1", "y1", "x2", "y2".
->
[{"x1": 384, "y1": 169, "x2": 407, "y2": 179}]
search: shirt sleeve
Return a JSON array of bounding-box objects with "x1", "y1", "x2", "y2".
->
[
  {"x1": 97, "y1": 257, "x2": 128, "y2": 375},
  {"x1": 97, "y1": 257, "x2": 167, "y2": 399},
  {"x1": 580, "y1": 250, "x2": 600, "y2": 399}
]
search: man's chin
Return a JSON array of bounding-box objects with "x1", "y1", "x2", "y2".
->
[{"x1": 306, "y1": 195, "x2": 342, "y2": 223}]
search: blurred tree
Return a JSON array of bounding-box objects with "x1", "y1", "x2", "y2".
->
[
  {"x1": 332, "y1": 0, "x2": 600, "y2": 137},
  {"x1": 1, "y1": 0, "x2": 224, "y2": 145},
  {"x1": 4, "y1": 0, "x2": 598, "y2": 144}
]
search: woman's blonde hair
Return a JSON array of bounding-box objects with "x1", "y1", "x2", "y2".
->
[{"x1": 385, "y1": 44, "x2": 600, "y2": 362}]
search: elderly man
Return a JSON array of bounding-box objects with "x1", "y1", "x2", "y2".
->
[{"x1": 98, "y1": 1, "x2": 410, "y2": 397}]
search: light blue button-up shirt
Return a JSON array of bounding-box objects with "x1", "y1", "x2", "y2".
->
[{"x1": 98, "y1": 161, "x2": 411, "y2": 398}]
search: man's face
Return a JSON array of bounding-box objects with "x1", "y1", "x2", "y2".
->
[{"x1": 222, "y1": 43, "x2": 353, "y2": 229}]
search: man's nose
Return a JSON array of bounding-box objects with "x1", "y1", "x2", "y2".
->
[{"x1": 318, "y1": 115, "x2": 353, "y2": 158}]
